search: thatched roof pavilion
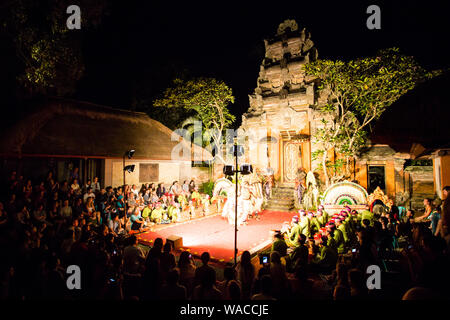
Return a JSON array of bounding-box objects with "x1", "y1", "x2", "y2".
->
[{"x1": 0, "y1": 98, "x2": 211, "y2": 162}]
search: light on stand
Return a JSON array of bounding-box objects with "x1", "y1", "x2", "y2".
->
[{"x1": 124, "y1": 164, "x2": 135, "y2": 173}]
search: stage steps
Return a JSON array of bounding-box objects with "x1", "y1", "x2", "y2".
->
[{"x1": 264, "y1": 184, "x2": 296, "y2": 212}]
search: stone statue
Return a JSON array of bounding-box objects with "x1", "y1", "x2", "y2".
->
[{"x1": 302, "y1": 171, "x2": 320, "y2": 210}]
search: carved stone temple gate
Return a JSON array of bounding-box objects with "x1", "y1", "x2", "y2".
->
[{"x1": 280, "y1": 130, "x2": 310, "y2": 184}]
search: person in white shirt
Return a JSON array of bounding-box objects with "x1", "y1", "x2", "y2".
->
[
  {"x1": 83, "y1": 187, "x2": 95, "y2": 203},
  {"x1": 90, "y1": 177, "x2": 101, "y2": 193},
  {"x1": 123, "y1": 235, "x2": 145, "y2": 275}
]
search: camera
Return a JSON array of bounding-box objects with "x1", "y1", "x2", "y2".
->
[{"x1": 259, "y1": 254, "x2": 269, "y2": 265}]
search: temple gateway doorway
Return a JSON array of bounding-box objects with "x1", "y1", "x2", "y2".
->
[{"x1": 283, "y1": 140, "x2": 303, "y2": 183}]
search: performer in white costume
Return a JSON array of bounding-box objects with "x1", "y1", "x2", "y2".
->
[{"x1": 213, "y1": 177, "x2": 264, "y2": 226}]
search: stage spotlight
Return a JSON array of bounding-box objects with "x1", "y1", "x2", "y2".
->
[
  {"x1": 126, "y1": 149, "x2": 135, "y2": 159},
  {"x1": 223, "y1": 165, "x2": 235, "y2": 176},
  {"x1": 241, "y1": 164, "x2": 253, "y2": 175},
  {"x1": 124, "y1": 164, "x2": 135, "y2": 173}
]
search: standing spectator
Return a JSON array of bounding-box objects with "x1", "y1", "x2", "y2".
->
[
  {"x1": 268, "y1": 251, "x2": 288, "y2": 299},
  {"x1": 194, "y1": 252, "x2": 215, "y2": 288},
  {"x1": 188, "y1": 180, "x2": 196, "y2": 194},
  {"x1": 160, "y1": 242, "x2": 176, "y2": 281},
  {"x1": 143, "y1": 238, "x2": 164, "y2": 299},
  {"x1": 70, "y1": 167, "x2": 80, "y2": 183},
  {"x1": 177, "y1": 251, "x2": 196, "y2": 297},
  {"x1": 430, "y1": 206, "x2": 441, "y2": 235},
  {"x1": 156, "y1": 184, "x2": 165, "y2": 198},
  {"x1": 441, "y1": 186, "x2": 450, "y2": 239},
  {"x1": 236, "y1": 250, "x2": 255, "y2": 299},
  {"x1": 182, "y1": 181, "x2": 189, "y2": 195},
  {"x1": 295, "y1": 178, "x2": 305, "y2": 207},
  {"x1": 90, "y1": 177, "x2": 101, "y2": 194},
  {"x1": 123, "y1": 235, "x2": 145, "y2": 275}
]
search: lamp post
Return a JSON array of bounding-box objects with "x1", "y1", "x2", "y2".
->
[
  {"x1": 224, "y1": 141, "x2": 252, "y2": 266},
  {"x1": 123, "y1": 149, "x2": 135, "y2": 226}
]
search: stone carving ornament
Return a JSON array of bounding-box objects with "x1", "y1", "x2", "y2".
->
[
  {"x1": 277, "y1": 20, "x2": 299, "y2": 35},
  {"x1": 284, "y1": 142, "x2": 300, "y2": 181}
]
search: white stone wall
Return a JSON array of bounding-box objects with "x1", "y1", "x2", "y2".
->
[{"x1": 105, "y1": 158, "x2": 195, "y2": 187}]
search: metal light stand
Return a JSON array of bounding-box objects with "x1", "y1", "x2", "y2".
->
[
  {"x1": 123, "y1": 150, "x2": 135, "y2": 228},
  {"x1": 223, "y1": 142, "x2": 252, "y2": 267},
  {"x1": 234, "y1": 142, "x2": 239, "y2": 266}
]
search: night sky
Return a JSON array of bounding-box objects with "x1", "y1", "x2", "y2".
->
[{"x1": 2, "y1": 0, "x2": 450, "y2": 127}]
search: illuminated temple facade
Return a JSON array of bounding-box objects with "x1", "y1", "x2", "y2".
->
[
  {"x1": 240, "y1": 20, "x2": 327, "y2": 186},
  {"x1": 240, "y1": 20, "x2": 442, "y2": 211}
]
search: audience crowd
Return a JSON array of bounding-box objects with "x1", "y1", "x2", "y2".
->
[{"x1": 0, "y1": 169, "x2": 449, "y2": 300}]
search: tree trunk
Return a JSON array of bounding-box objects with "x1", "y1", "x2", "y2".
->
[
  {"x1": 322, "y1": 150, "x2": 330, "y2": 188},
  {"x1": 345, "y1": 156, "x2": 351, "y2": 179}
]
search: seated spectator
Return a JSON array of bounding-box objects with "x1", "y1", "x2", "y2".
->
[
  {"x1": 129, "y1": 208, "x2": 149, "y2": 233},
  {"x1": 251, "y1": 275, "x2": 275, "y2": 300},
  {"x1": 227, "y1": 280, "x2": 241, "y2": 301},
  {"x1": 286, "y1": 233, "x2": 308, "y2": 273},
  {"x1": 402, "y1": 287, "x2": 436, "y2": 300},
  {"x1": 348, "y1": 268, "x2": 368, "y2": 300},
  {"x1": 159, "y1": 269, "x2": 187, "y2": 300},
  {"x1": 85, "y1": 197, "x2": 101, "y2": 226},
  {"x1": 271, "y1": 231, "x2": 288, "y2": 257},
  {"x1": 333, "y1": 284, "x2": 350, "y2": 300},
  {"x1": 310, "y1": 236, "x2": 337, "y2": 273},
  {"x1": 33, "y1": 204, "x2": 49, "y2": 226},
  {"x1": 83, "y1": 188, "x2": 95, "y2": 204},
  {"x1": 192, "y1": 267, "x2": 222, "y2": 300},
  {"x1": 60, "y1": 199, "x2": 73, "y2": 222},
  {"x1": 16, "y1": 205, "x2": 31, "y2": 225},
  {"x1": 108, "y1": 212, "x2": 124, "y2": 236},
  {"x1": 72, "y1": 198, "x2": 84, "y2": 220},
  {"x1": 217, "y1": 267, "x2": 236, "y2": 299},
  {"x1": 70, "y1": 179, "x2": 81, "y2": 195}
]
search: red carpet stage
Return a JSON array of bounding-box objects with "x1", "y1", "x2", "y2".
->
[{"x1": 137, "y1": 210, "x2": 297, "y2": 264}]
